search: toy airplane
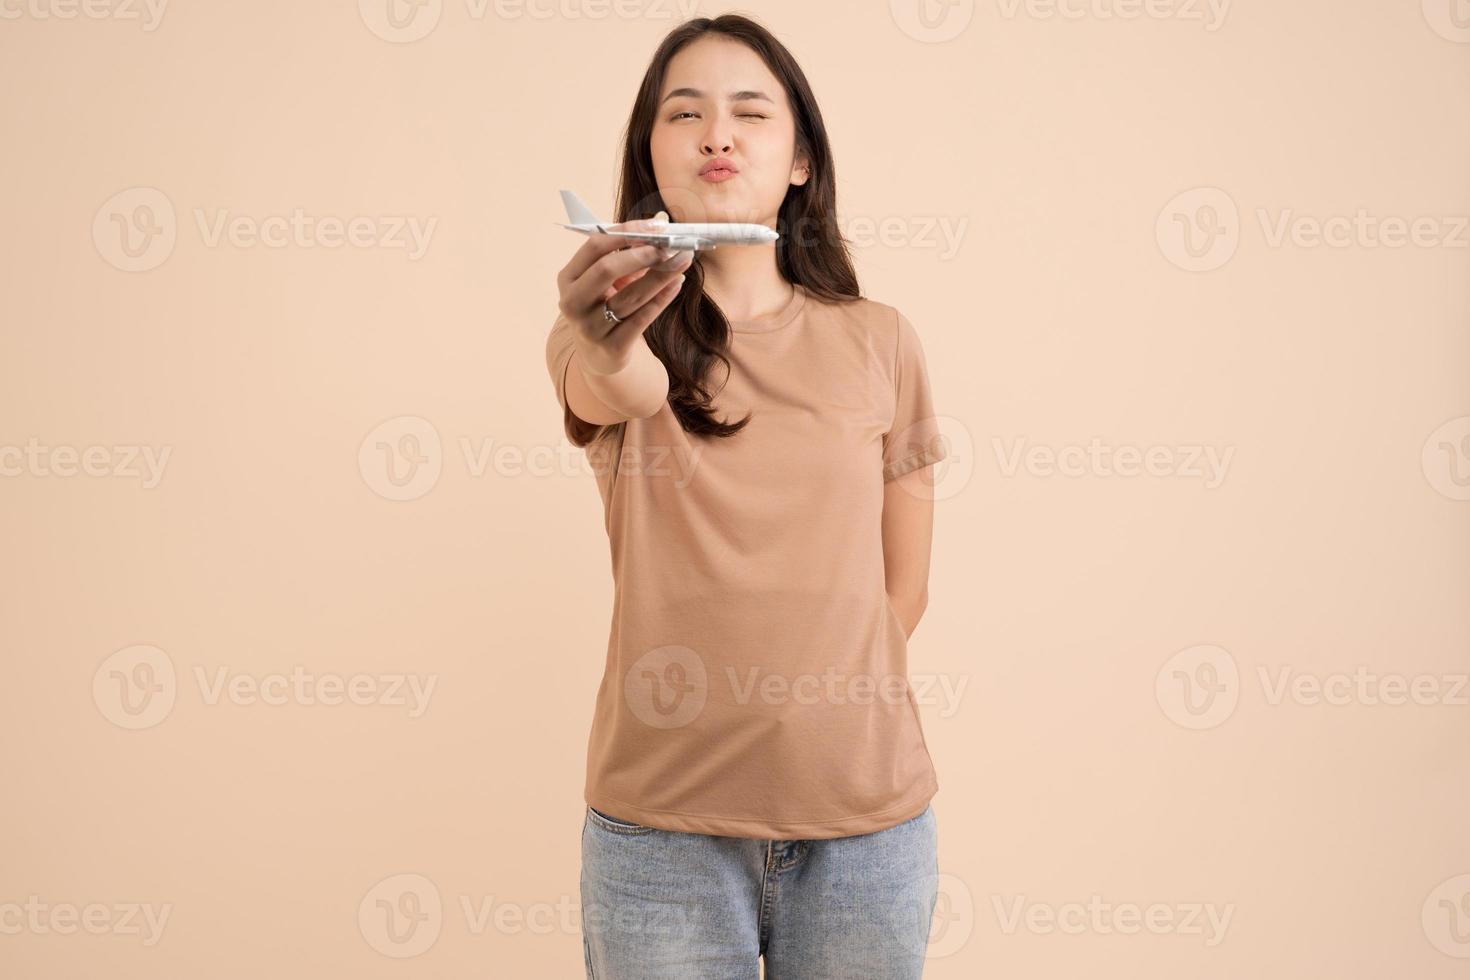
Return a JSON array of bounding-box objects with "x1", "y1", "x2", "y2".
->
[{"x1": 556, "y1": 189, "x2": 779, "y2": 251}]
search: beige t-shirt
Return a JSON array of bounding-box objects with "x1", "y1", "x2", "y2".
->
[{"x1": 545, "y1": 282, "x2": 948, "y2": 839}]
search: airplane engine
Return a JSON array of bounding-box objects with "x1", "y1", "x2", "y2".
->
[{"x1": 669, "y1": 236, "x2": 704, "y2": 250}]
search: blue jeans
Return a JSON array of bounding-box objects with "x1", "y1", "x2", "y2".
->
[{"x1": 580, "y1": 803, "x2": 939, "y2": 979}]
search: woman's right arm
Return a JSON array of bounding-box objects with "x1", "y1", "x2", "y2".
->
[
  {"x1": 559, "y1": 323, "x2": 671, "y2": 423},
  {"x1": 552, "y1": 212, "x2": 694, "y2": 431}
]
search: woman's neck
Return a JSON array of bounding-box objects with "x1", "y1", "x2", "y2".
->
[{"x1": 698, "y1": 245, "x2": 791, "y2": 322}]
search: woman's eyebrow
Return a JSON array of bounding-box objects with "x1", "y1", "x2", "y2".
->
[{"x1": 660, "y1": 87, "x2": 775, "y2": 105}]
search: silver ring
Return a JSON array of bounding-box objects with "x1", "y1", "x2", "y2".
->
[{"x1": 603, "y1": 302, "x2": 624, "y2": 325}]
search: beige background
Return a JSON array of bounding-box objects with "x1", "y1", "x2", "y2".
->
[{"x1": 2, "y1": 1, "x2": 1468, "y2": 977}]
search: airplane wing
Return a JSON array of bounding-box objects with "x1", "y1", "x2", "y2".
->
[
  {"x1": 595, "y1": 229, "x2": 678, "y2": 244},
  {"x1": 555, "y1": 223, "x2": 716, "y2": 249},
  {"x1": 605, "y1": 232, "x2": 717, "y2": 249}
]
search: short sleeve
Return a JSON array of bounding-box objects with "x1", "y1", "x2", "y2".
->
[
  {"x1": 881, "y1": 309, "x2": 948, "y2": 482},
  {"x1": 545, "y1": 312, "x2": 613, "y2": 448}
]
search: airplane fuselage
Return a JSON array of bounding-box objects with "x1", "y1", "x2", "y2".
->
[
  {"x1": 577, "y1": 222, "x2": 774, "y2": 247},
  {"x1": 558, "y1": 190, "x2": 781, "y2": 251}
]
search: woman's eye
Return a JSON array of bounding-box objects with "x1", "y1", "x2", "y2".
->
[{"x1": 669, "y1": 112, "x2": 768, "y2": 121}]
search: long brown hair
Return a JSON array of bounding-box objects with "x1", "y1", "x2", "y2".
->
[{"x1": 613, "y1": 14, "x2": 860, "y2": 439}]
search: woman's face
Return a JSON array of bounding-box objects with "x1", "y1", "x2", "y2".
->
[{"x1": 649, "y1": 36, "x2": 809, "y2": 226}]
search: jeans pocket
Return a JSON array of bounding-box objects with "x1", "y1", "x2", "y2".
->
[{"x1": 587, "y1": 805, "x2": 656, "y2": 835}]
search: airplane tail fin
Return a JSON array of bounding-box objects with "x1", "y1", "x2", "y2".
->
[{"x1": 560, "y1": 190, "x2": 601, "y2": 226}]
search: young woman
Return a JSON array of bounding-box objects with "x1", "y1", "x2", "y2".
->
[{"x1": 545, "y1": 14, "x2": 949, "y2": 980}]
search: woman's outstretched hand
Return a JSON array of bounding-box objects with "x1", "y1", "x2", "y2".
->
[{"x1": 555, "y1": 210, "x2": 694, "y2": 375}]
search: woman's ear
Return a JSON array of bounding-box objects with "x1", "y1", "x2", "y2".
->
[{"x1": 791, "y1": 159, "x2": 811, "y2": 187}]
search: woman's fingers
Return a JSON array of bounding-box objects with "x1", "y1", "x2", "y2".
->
[
  {"x1": 609, "y1": 210, "x2": 668, "y2": 231},
  {"x1": 567, "y1": 242, "x2": 690, "y2": 316},
  {"x1": 609, "y1": 243, "x2": 688, "y2": 294},
  {"x1": 604, "y1": 250, "x2": 691, "y2": 316},
  {"x1": 607, "y1": 211, "x2": 669, "y2": 233},
  {"x1": 554, "y1": 208, "x2": 687, "y2": 343},
  {"x1": 609, "y1": 266, "x2": 649, "y2": 293},
  {"x1": 603, "y1": 271, "x2": 687, "y2": 346},
  {"x1": 559, "y1": 243, "x2": 655, "y2": 313},
  {"x1": 558, "y1": 210, "x2": 671, "y2": 285}
]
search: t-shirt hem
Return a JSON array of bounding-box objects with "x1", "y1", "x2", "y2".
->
[
  {"x1": 586, "y1": 779, "x2": 938, "y2": 840},
  {"x1": 882, "y1": 444, "x2": 948, "y2": 482}
]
